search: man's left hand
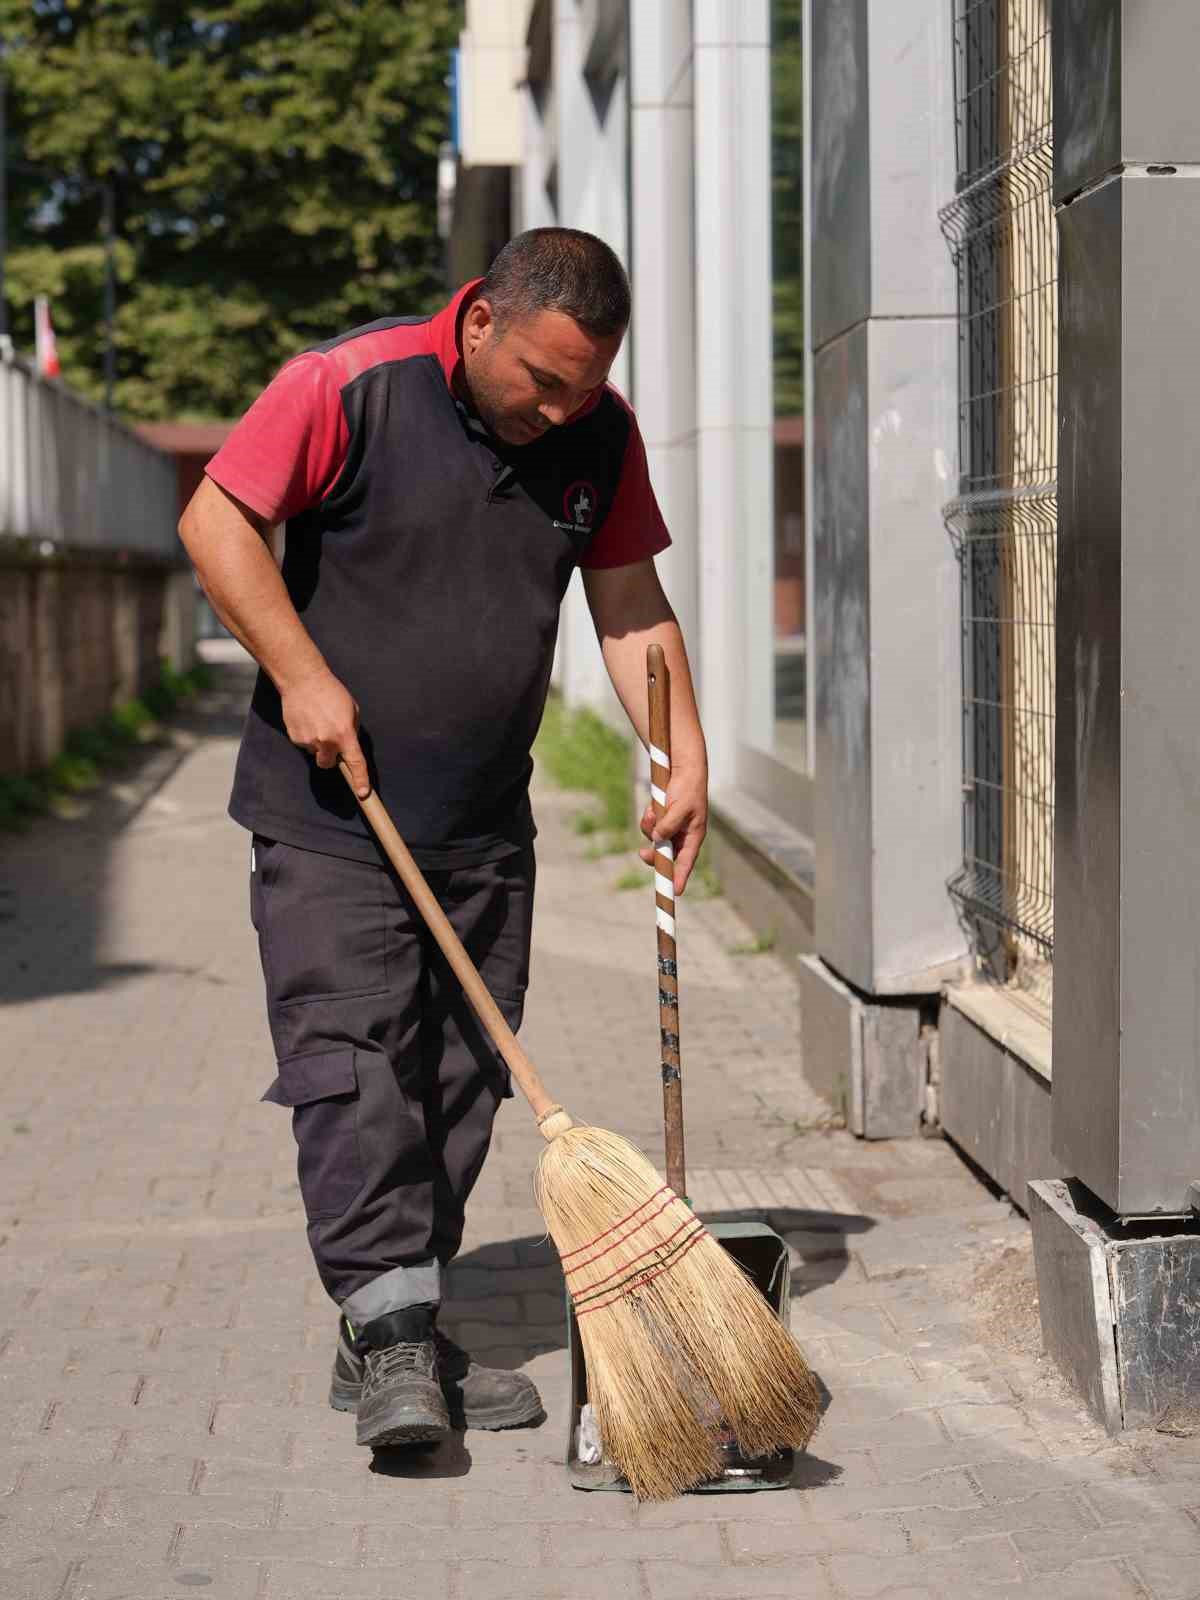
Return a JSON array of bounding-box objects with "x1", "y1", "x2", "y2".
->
[{"x1": 638, "y1": 764, "x2": 708, "y2": 895}]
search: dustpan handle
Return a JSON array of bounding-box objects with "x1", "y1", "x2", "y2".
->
[
  {"x1": 647, "y1": 644, "x2": 686, "y2": 1197},
  {"x1": 338, "y1": 761, "x2": 571, "y2": 1141}
]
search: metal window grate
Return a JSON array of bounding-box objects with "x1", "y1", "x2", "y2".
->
[{"x1": 939, "y1": 0, "x2": 1058, "y2": 972}]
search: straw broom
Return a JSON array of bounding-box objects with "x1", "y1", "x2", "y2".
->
[
  {"x1": 537, "y1": 645, "x2": 821, "y2": 1497},
  {"x1": 340, "y1": 734, "x2": 821, "y2": 1502}
]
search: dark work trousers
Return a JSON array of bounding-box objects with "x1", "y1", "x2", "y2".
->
[{"x1": 250, "y1": 835, "x2": 534, "y2": 1325}]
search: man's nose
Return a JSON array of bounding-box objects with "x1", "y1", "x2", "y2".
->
[{"x1": 538, "y1": 401, "x2": 568, "y2": 427}]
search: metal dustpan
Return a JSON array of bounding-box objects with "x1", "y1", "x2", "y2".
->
[{"x1": 564, "y1": 645, "x2": 795, "y2": 1494}]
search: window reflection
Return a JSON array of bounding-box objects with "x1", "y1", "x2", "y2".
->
[{"x1": 771, "y1": 0, "x2": 806, "y2": 771}]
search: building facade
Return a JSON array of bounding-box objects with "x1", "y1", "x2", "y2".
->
[{"x1": 450, "y1": 0, "x2": 1200, "y2": 1428}]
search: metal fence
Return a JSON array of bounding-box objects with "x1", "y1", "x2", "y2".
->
[
  {"x1": 0, "y1": 352, "x2": 179, "y2": 559},
  {"x1": 939, "y1": 0, "x2": 1058, "y2": 986}
]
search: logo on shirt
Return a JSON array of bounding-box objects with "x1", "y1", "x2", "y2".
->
[{"x1": 559, "y1": 480, "x2": 598, "y2": 534}]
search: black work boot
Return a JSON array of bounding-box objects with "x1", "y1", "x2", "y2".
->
[
  {"x1": 351, "y1": 1305, "x2": 450, "y2": 1450},
  {"x1": 331, "y1": 1315, "x2": 544, "y2": 1431},
  {"x1": 433, "y1": 1327, "x2": 545, "y2": 1430}
]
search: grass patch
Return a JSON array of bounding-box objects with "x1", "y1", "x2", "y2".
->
[
  {"x1": 534, "y1": 694, "x2": 632, "y2": 832},
  {"x1": 111, "y1": 697, "x2": 155, "y2": 742},
  {"x1": 534, "y1": 695, "x2": 723, "y2": 901},
  {"x1": 689, "y1": 842, "x2": 722, "y2": 900},
  {"x1": 585, "y1": 828, "x2": 640, "y2": 860},
  {"x1": 729, "y1": 930, "x2": 777, "y2": 957},
  {"x1": 48, "y1": 753, "x2": 102, "y2": 794},
  {"x1": 613, "y1": 867, "x2": 648, "y2": 892},
  {"x1": 0, "y1": 658, "x2": 211, "y2": 833}
]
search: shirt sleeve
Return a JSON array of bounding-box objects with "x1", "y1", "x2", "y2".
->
[
  {"x1": 579, "y1": 402, "x2": 672, "y2": 570},
  {"x1": 205, "y1": 352, "x2": 348, "y2": 524}
]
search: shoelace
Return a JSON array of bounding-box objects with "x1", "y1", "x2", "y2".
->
[{"x1": 363, "y1": 1340, "x2": 431, "y2": 1392}]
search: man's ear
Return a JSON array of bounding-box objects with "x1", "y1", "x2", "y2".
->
[{"x1": 462, "y1": 297, "x2": 496, "y2": 356}]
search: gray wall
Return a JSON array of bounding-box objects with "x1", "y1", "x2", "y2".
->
[
  {"x1": 1054, "y1": 0, "x2": 1200, "y2": 203},
  {"x1": 1052, "y1": 0, "x2": 1200, "y2": 1214},
  {"x1": 810, "y1": 0, "x2": 963, "y2": 996},
  {"x1": 811, "y1": 0, "x2": 870, "y2": 350}
]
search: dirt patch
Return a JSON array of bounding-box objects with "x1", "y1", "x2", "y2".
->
[{"x1": 967, "y1": 1237, "x2": 1043, "y2": 1359}]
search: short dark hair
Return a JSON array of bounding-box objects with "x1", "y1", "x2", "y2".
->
[{"x1": 480, "y1": 228, "x2": 630, "y2": 339}]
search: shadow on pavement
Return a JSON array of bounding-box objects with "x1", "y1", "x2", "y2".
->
[
  {"x1": 436, "y1": 1208, "x2": 871, "y2": 1491},
  {"x1": 0, "y1": 662, "x2": 253, "y2": 1006},
  {"x1": 370, "y1": 1432, "x2": 474, "y2": 1480},
  {"x1": 444, "y1": 1205, "x2": 876, "y2": 1364}
]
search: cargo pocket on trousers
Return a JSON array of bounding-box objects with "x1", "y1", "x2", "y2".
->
[
  {"x1": 487, "y1": 988, "x2": 525, "y2": 1100},
  {"x1": 262, "y1": 1049, "x2": 364, "y2": 1220}
]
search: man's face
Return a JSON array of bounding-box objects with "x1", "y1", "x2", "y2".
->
[{"x1": 460, "y1": 298, "x2": 624, "y2": 446}]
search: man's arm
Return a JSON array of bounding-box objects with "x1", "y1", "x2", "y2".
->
[
  {"x1": 582, "y1": 559, "x2": 708, "y2": 894},
  {"x1": 178, "y1": 476, "x2": 371, "y2": 797}
]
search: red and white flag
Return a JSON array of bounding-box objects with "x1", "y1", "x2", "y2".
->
[{"x1": 34, "y1": 296, "x2": 61, "y2": 379}]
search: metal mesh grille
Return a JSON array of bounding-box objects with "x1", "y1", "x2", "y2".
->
[{"x1": 940, "y1": 0, "x2": 1057, "y2": 969}]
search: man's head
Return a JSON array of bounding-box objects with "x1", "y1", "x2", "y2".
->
[{"x1": 459, "y1": 228, "x2": 630, "y2": 446}]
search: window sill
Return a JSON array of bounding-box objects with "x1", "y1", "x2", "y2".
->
[{"x1": 943, "y1": 980, "x2": 1052, "y2": 1084}]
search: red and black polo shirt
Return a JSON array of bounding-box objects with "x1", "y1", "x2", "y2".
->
[{"x1": 207, "y1": 280, "x2": 670, "y2": 869}]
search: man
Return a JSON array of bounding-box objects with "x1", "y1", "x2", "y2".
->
[{"x1": 179, "y1": 228, "x2": 708, "y2": 1452}]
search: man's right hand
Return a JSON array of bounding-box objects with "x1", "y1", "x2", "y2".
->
[{"x1": 280, "y1": 666, "x2": 371, "y2": 799}]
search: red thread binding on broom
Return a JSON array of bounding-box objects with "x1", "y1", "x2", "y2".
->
[
  {"x1": 575, "y1": 1227, "x2": 707, "y2": 1316},
  {"x1": 557, "y1": 1185, "x2": 671, "y2": 1262},
  {"x1": 562, "y1": 1191, "x2": 681, "y2": 1277},
  {"x1": 570, "y1": 1219, "x2": 705, "y2": 1306},
  {"x1": 566, "y1": 1210, "x2": 700, "y2": 1291}
]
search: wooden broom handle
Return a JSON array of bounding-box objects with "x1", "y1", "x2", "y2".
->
[
  {"x1": 338, "y1": 762, "x2": 571, "y2": 1139},
  {"x1": 647, "y1": 644, "x2": 686, "y2": 1197}
]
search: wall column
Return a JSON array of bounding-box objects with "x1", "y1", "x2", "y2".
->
[
  {"x1": 1030, "y1": 0, "x2": 1200, "y2": 1435},
  {"x1": 628, "y1": 1, "x2": 697, "y2": 669},
  {"x1": 800, "y1": 0, "x2": 963, "y2": 1134}
]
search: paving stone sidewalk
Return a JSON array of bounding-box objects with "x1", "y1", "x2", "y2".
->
[{"x1": 2, "y1": 658, "x2": 1200, "y2": 1600}]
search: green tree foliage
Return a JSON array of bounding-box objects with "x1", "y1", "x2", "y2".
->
[
  {"x1": 771, "y1": 0, "x2": 803, "y2": 419},
  {"x1": 0, "y1": 0, "x2": 461, "y2": 419}
]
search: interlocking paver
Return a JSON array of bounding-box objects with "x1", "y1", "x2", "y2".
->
[
  {"x1": 901, "y1": 1490, "x2": 1096, "y2": 1551},
  {"x1": 3, "y1": 655, "x2": 1200, "y2": 1599},
  {"x1": 725, "y1": 1512, "x2": 909, "y2": 1559},
  {"x1": 1127, "y1": 1550, "x2": 1200, "y2": 1600},
  {"x1": 459, "y1": 1566, "x2": 643, "y2": 1600},
  {"x1": 830, "y1": 1537, "x2": 1025, "y2": 1595},
  {"x1": 261, "y1": 1564, "x2": 451, "y2": 1600},
  {"x1": 71, "y1": 1558, "x2": 265, "y2": 1600},
  {"x1": 646, "y1": 1559, "x2": 836, "y2": 1598}
]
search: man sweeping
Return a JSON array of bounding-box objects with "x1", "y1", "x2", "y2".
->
[{"x1": 178, "y1": 227, "x2": 708, "y2": 1451}]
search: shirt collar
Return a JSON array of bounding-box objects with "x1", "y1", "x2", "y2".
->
[{"x1": 427, "y1": 279, "x2": 481, "y2": 390}]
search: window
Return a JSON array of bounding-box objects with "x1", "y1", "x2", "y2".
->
[
  {"x1": 941, "y1": 0, "x2": 1058, "y2": 1005},
  {"x1": 743, "y1": 0, "x2": 807, "y2": 783},
  {"x1": 770, "y1": 0, "x2": 806, "y2": 773}
]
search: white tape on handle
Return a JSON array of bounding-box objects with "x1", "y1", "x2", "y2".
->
[
  {"x1": 649, "y1": 742, "x2": 670, "y2": 771},
  {"x1": 656, "y1": 906, "x2": 676, "y2": 938},
  {"x1": 656, "y1": 838, "x2": 675, "y2": 861},
  {"x1": 650, "y1": 783, "x2": 668, "y2": 807},
  {"x1": 654, "y1": 871, "x2": 675, "y2": 901}
]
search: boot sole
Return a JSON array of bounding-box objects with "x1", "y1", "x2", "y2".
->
[
  {"x1": 356, "y1": 1403, "x2": 450, "y2": 1449},
  {"x1": 449, "y1": 1396, "x2": 547, "y2": 1432},
  {"x1": 334, "y1": 1379, "x2": 544, "y2": 1432},
  {"x1": 359, "y1": 1419, "x2": 449, "y2": 1449}
]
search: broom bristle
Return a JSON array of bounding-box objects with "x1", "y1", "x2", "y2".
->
[{"x1": 535, "y1": 1125, "x2": 822, "y2": 1501}]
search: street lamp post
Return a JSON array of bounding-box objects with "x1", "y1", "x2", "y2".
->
[{"x1": 102, "y1": 178, "x2": 114, "y2": 412}]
